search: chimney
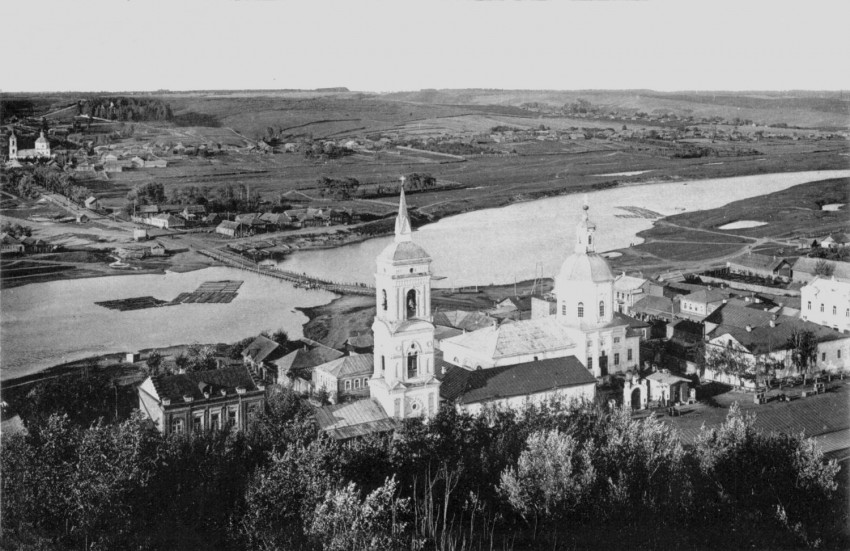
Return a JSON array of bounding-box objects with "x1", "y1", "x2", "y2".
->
[
  {"x1": 745, "y1": 325, "x2": 752, "y2": 332},
  {"x1": 769, "y1": 319, "x2": 776, "y2": 328}
]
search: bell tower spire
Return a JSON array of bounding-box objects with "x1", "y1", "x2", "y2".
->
[
  {"x1": 575, "y1": 196, "x2": 597, "y2": 254},
  {"x1": 394, "y1": 176, "x2": 412, "y2": 242}
]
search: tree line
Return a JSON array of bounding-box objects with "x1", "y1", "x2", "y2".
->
[
  {"x1": 4, "y1": 166, "x2": 91, "y2": 205},
  {"x1": 1, "y1": 389, "x2": 844, "y2": 550}
]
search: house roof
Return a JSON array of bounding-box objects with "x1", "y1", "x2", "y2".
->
[
  {"x1": 682, "y1": 288, "x2": 731, "y2": 305},
  {"x1": 708, "y1": 317, "x2": 849, "y2": 355},
  {"x1": 1, "y1": 233, "x2": 22, "y2": 245},
  {"x1": 314, "y1": 399, "x2": 396, "y2": 440},
  {"x1": 804, "y1": 277, "x2": 850, "y2": 300},
  {"x1": 314, "y1": 353, "x2": 374, "y2": 378},
  {"x1": 275, "y1": 344, "x2": 345, "y2": 375},
  {"x1": 728, "y1": 252, "x2": 788, "y2": 272},
  {"x1": 614, "y1": 274, "x2": 649, "y2": 292},
  {"x1": 432, "y1": 310, "x2": 496, "y2": 332},
  {"x1": 792, "y1": 257, "x2": 850, "y2": 282},
  {"x1": 646, "y1": 371, "x2": 690, "y2": 385},
  {"x1": 183, "y1": 204, "x2": 206, "y2": 213},
  {"x1": 613, "y1": 312, "x2": 650, "y2": 337},
  {"x1": 150, "y1": 366, "x2": 262, "y2": 402},
  {"x1": 704, "y1": 302, "x2": 777, "y2": 329},
  {"x1": 441, "y1": 317, "x2": 575, "y2": 361},
  {"x1": 632, "y1": 295, "x2": 675, "y2": 316},
  {"x1": 440, "y1": 356, "x2": 596, "y2": 405},
  {"x1": 217, "y1": 220, "x2": 243, "y2": 231},
  {"x1": 242, "y1": 335, "x2": 283, "y2": 364}
]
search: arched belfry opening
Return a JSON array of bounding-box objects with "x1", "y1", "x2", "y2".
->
[
  {"x1": 406, "y1": 289, "x2": 417, "y2": 319},
  {"x1": 407, "y1": 344, "x2": 419, "y2": 379}
]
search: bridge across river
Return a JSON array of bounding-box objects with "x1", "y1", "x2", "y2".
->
[{"x1": 197, "y1": 248, "x2": 375, "y2": 296}]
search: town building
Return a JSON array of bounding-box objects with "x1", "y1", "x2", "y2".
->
[
  {"x1": 439, "y1": 356, "x2": 596, "y2": 415},
  {"x1": 801, "y1": 277, "x2": 850, "y2": 333},
  {"x1": 313, "y1": 354, "x2": 374, "y2": 403},
  {"x1": 274, "y1": 341, "x2": 344, "y2": 393},
  {"x1": 216, "y1": 220, "x2": 247, "y2": 238},
  {"x1": 678, "y1": 288, "x2": 732, "y2": 321},
  {"x1": 820, "y1": 233, "x2": 850, "y2": 249},
  {"x1": 727, "y1": 252, "x2": 792, "y2": 281},
  {"x1": 0, "y1": 233, "x2": 24, "y2": 255},
  {"x1": 792, "y1": 257, "x2": 850, "y2": 284},
  {"x1": 147, "y1": 214, "x2": 185, "y2": 230},
  {"x1": 137, "y1": 366, "x2": 266, "y2": 435},
  {"x1": 613, "y1": 273, "x2": 650, "y2": 315}
]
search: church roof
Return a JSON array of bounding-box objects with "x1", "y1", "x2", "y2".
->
[
  {"x1": 440, "y1": 356, "x2": 596, "y2": 405},
  {"x1": 378, "y1": 240, "x2": 430, "y2": 262},
  {"x1": 35, "y1": 132, "x2": 49, "y2": 144},
  {"x1": 441, "y1": 317, "x2": 576, "y2": 360},
  {"x1": 558, "y1": 252, "x2": 614, "y2": 283}
]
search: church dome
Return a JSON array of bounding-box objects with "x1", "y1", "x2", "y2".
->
[
  {"x1": 558, "y1": 252, "x2": 614, "y2": 283},
  {"x1": 378, "y1": 240, "x2": 430, "y2": 263},
  {"x1": 35, "y1": 132, "x2": 48, "y2": 145}
]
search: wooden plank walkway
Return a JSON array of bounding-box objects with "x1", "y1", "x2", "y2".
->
[{"x1": 197, "y1": 248, "x2": 375, "y2": 296}]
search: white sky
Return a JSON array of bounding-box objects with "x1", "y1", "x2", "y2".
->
[{"x1": 2, "y1": 0, "x2": 848, "y2": 93}]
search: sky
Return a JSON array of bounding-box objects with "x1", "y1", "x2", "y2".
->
[{"x1": 2, "y1": 0, "x2": 849, "y2": 93}]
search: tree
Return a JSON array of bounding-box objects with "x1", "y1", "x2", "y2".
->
[
  {"x1": 309, "y1": 476, "x2": 410, "y2": 551},
  {"x1": 499, "y1": 430, "x2": 595, "y2": 537},
  {"x1": 145, "y1": 350, "x2": 163, "y2": 375},
  {"x1": 786, "y1": 329, "x2": 818, "y2": 374},
  {"x1": 814, "y1": 259, "x2": 835, "y2": 277}
]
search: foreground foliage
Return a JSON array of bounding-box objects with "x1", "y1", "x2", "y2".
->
[{"x1": 1, "y1": 390, "x2": 845, "y2": 550}]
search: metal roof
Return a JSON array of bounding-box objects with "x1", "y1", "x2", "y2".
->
[
  {"x1": 313, "y1": 399, "x2": 396, "y2": 440},
  {"x1": 441, "y1": 317, "x2": 576, "y2": 360},
  {"x1": 440, "y1": 356, "x2": 596, "y2": 405}
]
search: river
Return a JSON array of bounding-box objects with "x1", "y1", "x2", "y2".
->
[
  {"x1": 0, "y1": 267, "x2": 336, "y2": 381},
  {"x1": 277, "y1": 170, "x2": 850, "y2": 287}
]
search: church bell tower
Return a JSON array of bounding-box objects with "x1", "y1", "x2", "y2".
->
[{"x1": 370, "y1": 178, "x2": 440, "y2": 420}]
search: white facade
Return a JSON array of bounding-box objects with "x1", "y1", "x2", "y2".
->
[
  {"x1": 457, "y1": 384, "x2": 595, "y2": 416},
  {"x1": 707, "y1": 331, "x2": 850, "y2": 373},
  {"x1": 801, "y1": 277, "x2": 850, "y2": 333},
  {"x1": 369, "y1": 183, "x2": 441, "y2": 420}
]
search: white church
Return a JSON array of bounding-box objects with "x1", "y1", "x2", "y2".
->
[
  {"x1": 315, "y1": 180, "x2": 642, "y2": 437},
  {"x1": 8, "y1": 130, "x2": 52, "y2": 160}
]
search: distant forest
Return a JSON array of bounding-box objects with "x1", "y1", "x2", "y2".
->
[{"x1": 78, "y1": 97, "x2": 173, "y2": 122}]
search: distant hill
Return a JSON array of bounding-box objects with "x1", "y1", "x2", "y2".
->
[{"x1": 380, "y1": 89, "x2": 850, "y2": 129}]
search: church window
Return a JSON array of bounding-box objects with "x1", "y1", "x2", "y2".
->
[
  {"x1": 577, "y1": 302, "x2": 584, "y2": 318},
  {"x1": 587, "y1": 357, "x2": 593, "y2": 370},
  {"x1": 821, "y1": 352, "x2": 826, "y2": 362},
  {"x1": 846, "y1": 308, "x2": 849, "y2": 317},
  {"x1": 614, "y1": 337, "x2": 621, "y2": 344},
  {"x1": 614, "y1": 353, "x2": 620, "y2": 365},
  {"x1": 628, "y1": 348, "x2": 633, "y2": 361},
  {"x1": 820, "y1": 303, "x2": 824, "y2": 312},
  {"x1": 838, "y1": 350, "x2": 841, "y2": 359},
  {"x1": 588, "y1": 235, "x2": 593, "y2": 245},
  {"x1": 833, "y1": 305, "x2": 837, "y2": 315},
  {"x1": 407, "y1": 352, "x2": 418, "y2": 379},
  {"x1": 807, "y1": 301, "x2": 811, "y2": 310},
  {"x1": 428, "y1": 393, "x2": 434, "y2": 415},
  {"x1": 599, "y1": 301, "x2": 605, "y2": 317},
  {"x1": 406, "y1": 289, "x2": 417, "y2": 319},
  {"x1": 381, "y1": 290, "x2": 387, "y2": 311},
  {"x1": 381, "y1": 356, "x2": 385, "y2": 372},
  {"x1": 562, "y1": 304, "x2": 566, "y2": 315}
]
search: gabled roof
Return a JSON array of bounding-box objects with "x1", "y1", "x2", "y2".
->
[
  {"x1": 275, "y1": 344, "x2": 345, "y2": 375},
  {"x1": 792, "y1": 257, "x2": 850, "y2": 282},
  {"x1": 682, "y1": 288, "x2": 731, "y2": 305},
  {"x1": 704, "y1": 302, "x2": 776, "y2": 329},
  {"x1": 632, "y1": 295, "x2": 675, "y2": 316},
  {"x1": 150, "y1": 366, "x2": 262, "y2": 402},
  {"x1": 728, "y1": 252, "x2": 789, "y2": 272},
  {"x1": 441, "y1": 317, "x2": 575, "y2": 360},
  {"x1": 314, "y1": 353, "x2": 374, "y2": 378},
  {"x1": 614, "y1": 274, "x2": 649, "y2": 292},
  {"x1": 440, "y1": 356, "x2": 596, "y2": 405},
  {"x1": 708, "y1": 317, "x2": 849, "y2": 355},
  {"x1": 433, "y1": 310, "x2": 496, "y2": 332},
  {"x1": 314, "y1": 399, "x2": 396, "y2": 440},
  {"x1": 1, "y1": 233, "x2": 22, "y2": 245},
  {"x1": 804, "y1": 277, "x2": 850, "y2": 299},
  {"x1": 217, "y1": 220, "x2": 243, "y2": 231},
  {"x1": 242, "y1": 335, "x2": 283, "y2": 364},
  {"x1": 646, "y1": 371, "x2": 690, "y2": 385}
]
